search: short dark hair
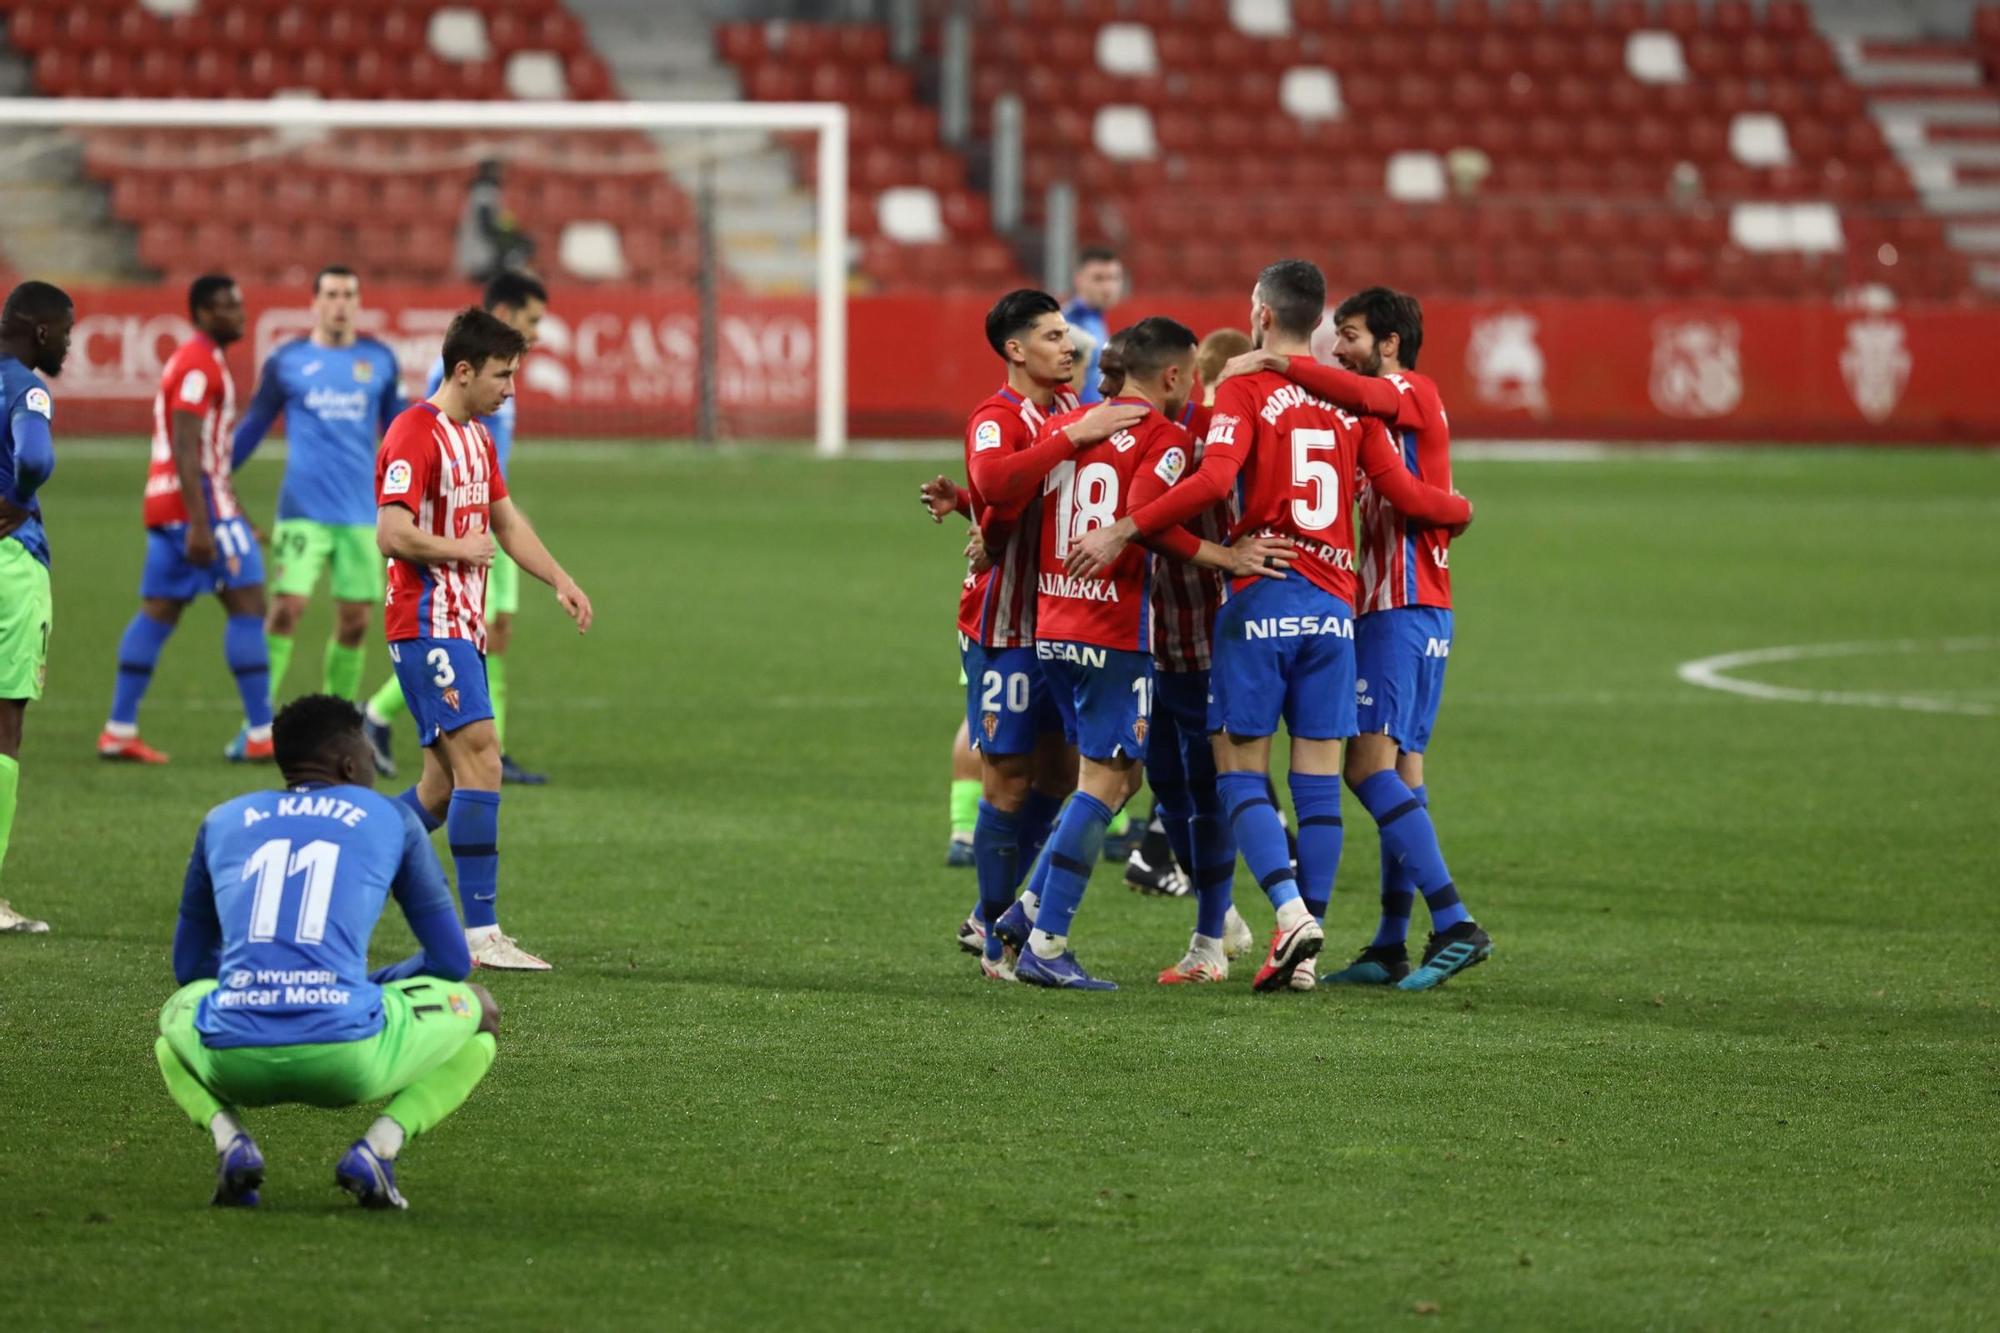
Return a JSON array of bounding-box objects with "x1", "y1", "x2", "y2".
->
[
  {"x1": 440, "y1": 305, "x2": 528, "y2": 378},
  {"x1": 188, "y1": 274, "x2": 236, "y2": 320},
  {"x1": 1, "y1": 280, "x2": 72, "y2": 334},
  {"x1": 313, "y1": 264, "x2": 358, "y2": 296},
  {"x1": 1255, "y1": 259, "x2": 1326, "y2": 340},
  {"x1": 984, "y1": 288, "x2": 1061, "y2": 359},
  {"x1": 273, "y1": 693, "x2": 364, "y2": 779},
  {"x1": 1334, "y1": 286, "x2": 1424, "y2": 369},
  {"x1": 1076, "y1": 246, "x2": 1119, "y2": 269},
  {"x1": 1101, "y1": 315, "x2": 1196, "y2": 390},
  {"x1": 482, "y1": 271, "x2": 548, "y2": 313}
]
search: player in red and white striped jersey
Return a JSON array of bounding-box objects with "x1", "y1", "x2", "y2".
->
[
  {"x1": 376, "y1": 307, "x2": 592, "y2": 972},
  {"x1": 99, "y1": 276, "x2": 274, "y2": 766}
]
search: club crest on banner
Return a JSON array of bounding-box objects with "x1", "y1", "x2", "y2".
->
[
  {"x1": 1465, "y1": 311, "x2": 1549, "y2": 417},
  {"x1": 1649, "y1": 317, "x2": 1742, "y2": 419},
  {"x1": 1840, "y1": 316, "x2": 1911, "y2": 423}
]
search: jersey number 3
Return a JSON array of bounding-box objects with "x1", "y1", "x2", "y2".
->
[{"x1": 243, "y1": 838, "x2": 343, "y2": 945}]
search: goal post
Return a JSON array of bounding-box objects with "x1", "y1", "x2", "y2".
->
[{"x1": 0, "y1": 97, "x2": 848, "y2": 455}]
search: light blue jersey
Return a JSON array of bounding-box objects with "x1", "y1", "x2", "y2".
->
[
  {"x1": 426, "y1": 356, "x2": 514, "y2": 477},
  {"x1": 0, "y1": 354, "x2": 56, "y2": 566},
  {"x1": 1063, "y1": 297, "x2": 1110, "y2": 406},
  {"x1": 234, "y1": 337, "x2": 403, "y2": 525},
  {"x1": 174, "y1": 784, "x2": 459, "y2": 1049}
]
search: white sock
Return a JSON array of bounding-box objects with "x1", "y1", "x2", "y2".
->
[
  {"x1": 364, "y1": 704, "x2": 389, "y2": 727},
  {"x1": 104, "y1": 720, "x2": 138, "y2": 739},
  {"x1": 245, "y1": 723, "x2": 272, "y2": 743},
  {"x1": 1020, "y1": 890, "x2": 1041, "y2": 921},
  {"x1": 1275, "y1": 898, "x2": 1309, "y2": 932},
  {"x1": 364, "y1": 1115, "x2": 406, "y2": 1161},
  {"x1": 1189, "y1": 933, "x2": 1226, "y2": 962},
  {"x1": 209, "y1": 1111, "x2": 245, "y2": 1154},
  {"x1": 1027, "y1": 927, "x2": 1066, "y2": 960}
]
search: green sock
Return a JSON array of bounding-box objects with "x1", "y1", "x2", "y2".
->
[
  {"x1": 381, "y1": 1030, "x2": 496, "y2": 1139},
  {"x1": 1107, "y1": 808, "x2": 1131, "y2": 837},
  {"x1": 487, "y1": 655, "x2": 507, "y2": 750},
  {"x1": 154, "y1": 1035, "x2": 225, "y2": 1130},
  {"x1": 265, "y1": 632, "x2": 295, "y2": 706},
  {"x1": 323, "y1": 641, "x2": 365, "y2": 701},
  {"x1": 949, "y1": 778, "x2": 979, "y2": 838},
  {"x1": 366, "y1": 674, "x2": 407, "y2": 723},
  {"x1": 0, "y1": 754, "x2": 18, "y2": 880}
]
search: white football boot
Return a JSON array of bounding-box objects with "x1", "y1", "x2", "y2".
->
[
  {"x1": 1221, "y1": 905, "x2": 1253, "y2": 959},
  {"x1": 0, "y1": 899, "x2": 49, "y2": 933},
  {"x1": 468, "y1": 927, "x2": 551, "y2": 971}
]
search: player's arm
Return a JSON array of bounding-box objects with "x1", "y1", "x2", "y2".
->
[
  {"x1": 170, "y1": 389, "x2": 217, "y2": 566},
  {"x1": 230, "y1": 356, "x2": 285, "y2": 469},
  {"x1": 1217, "y1": 351, "x2": 1423, "y2": 429},
  {"x1": 489, "y1": 495, "x2": 593, "y2": 633},
  {"x1": 375, "y1": 504, "x2": 492, "y2": 568},
  {"x1": 0, "y1": 398, "x2": 53, "y2": 540},
  {"x1": 1125, "y1": 432, "x2": 1292, "y2": 580},
  {"x1": 969, "y1": 403, "x2": 1146, "y2": 508},
  {"x1": 372, "y1": 808, "x2": 474, "y2": 984},
  {"x1": 1065, "y1": 389, "x2": 1252, "y2": 578},
  {"x1": 1357, "y1": 425, "x2": 1472, "y2": 530},
  {"x1": 172, "y1": 825, "x2": 222, "y2": 985}
]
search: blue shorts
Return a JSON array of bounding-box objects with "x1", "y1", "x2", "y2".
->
[
  {"x1": 1038, "y1": 641, "x2": 1152, "y2": 762},
  {"x1": 389, "y1": 637, "x2": 494, "y2": 746},
  {"x1": 140, "y1": 518, "x2": 264, "y2": 601},
  {"x1": 1208, "y1": 578, "x2": 1358, "y2": 741},
  {"x1": 960, "y1": 633, "x2": 1064, "y2": 756},
  {"x1": 1356, "y1": 606, "x2": 1452, "y2": 753}
]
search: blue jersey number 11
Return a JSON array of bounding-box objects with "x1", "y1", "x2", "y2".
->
[{"x1": 243, "y1": 838, "x2": 343, "y2": 945}]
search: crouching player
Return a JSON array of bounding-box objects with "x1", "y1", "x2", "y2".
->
[
  {"x1": 154, "y1": 695, "x2": 498, "y2": 1211},
  {"x1": 1010, "y1": 317, "x2": 1294, "y2": 989}
]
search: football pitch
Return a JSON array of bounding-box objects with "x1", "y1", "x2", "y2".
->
[{"x1": 4, "y1": 443, "x2": 1996, "y2": 1330}]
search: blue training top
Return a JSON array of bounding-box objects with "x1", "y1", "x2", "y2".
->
[
  {"x1": 1062, "y1": 297, "x2": 1110, "y2": 406},
  {"x1": 426, "y1": 355, "x2": 514, "y2": 477},
  {"x1": 0, "y1": 355, "x2": 56, "y2": 567},
  {"x1": 233, "y1": 336, "x2": 403, "y2": 526},
  {"x1": 174, "y1": 783, "x2": 470, "y2": 1049}
]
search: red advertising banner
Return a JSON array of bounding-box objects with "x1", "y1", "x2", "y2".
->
[{"x1": 44, "y1": 285, "x2": 2000, "y2": 443}]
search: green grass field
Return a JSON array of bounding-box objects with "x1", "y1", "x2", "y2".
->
[{"x1": 4, "y1": 444, "x2": 1996, "y2": 1330}]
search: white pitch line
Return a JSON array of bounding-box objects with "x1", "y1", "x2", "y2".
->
[{"x1": 1676, "y1": 638, "x2": 2000, "y2": 718}]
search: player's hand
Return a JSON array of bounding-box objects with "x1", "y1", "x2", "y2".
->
[
  {"x1": 918, "y1": 475, "x2": 960, "y2": 523},
  {"x1": 453, "y1": 535, "x2": 495, "y2": 567},
  {"x1": 1216, "y1": 349, "x2": 1286, "y2": 385},
  {"x1": 556, "y1": 578, "x2": 593, "y2": 634},
  {"x1": 1228, "y1": 534, "x2": 1297, "y2": 580},
  {"x1": 1062, "y1": 401, "x2": 1147, "y2": 448},
  {"x1": 184, "y1": 526, "x2": 217, "y2": 568},
  {"x1": 1065, "y1": 518, "x2": 1134, "y2": 580},
  {"x1": 250, "y1": 521, "x2": 268, "y2": 547},
  {"x1": 1447, "y1": 495, "x2": 1474, "y2": 539},
  {"x1": 0, "y1": 497, "x2": 29, "y2": 542},
  {"x1": 964, "y1": 525, "x2": 992, "y2": 574}
]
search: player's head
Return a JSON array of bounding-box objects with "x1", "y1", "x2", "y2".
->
[
  {"x1": 1196, "y1": 328, "x2": 1252, "y2": 406},
  {"x1": 984, "y1": 289, "x2": 1071, "y2": 387},
  {"x1": 0, "y1": 280, "x2": 75, "y2": 377},
  {"x1": 440, "y1": 305, "x2": 528, "y2": 417},
  {"x1": 188, "y1": 274, "x2": 245, "y2": 347},
  {"x1": 1102, "y1": 316, "x2": 1198, "y2": 418},
  {"x1": 1072, "y1": 246, "x2": 1123, "y2": 311},
  {"x1": 1332, "y1": 286, "x2": 1422, "y2": 375},
  {"x1": 272, "y1": 693, "x2": 376, "y2": 789},
  {"x1": 312, "y1": 265, "x2": 361, "y2": 343},
  {"x1": 1250, "y1": 259, "x2": 1325, "y2": 350},
  {"x1": 481, "y1": 271, "x2": 549, "y2": 349}
]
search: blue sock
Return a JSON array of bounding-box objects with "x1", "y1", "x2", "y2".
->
[
  {"x1": 223, "y1": 614, "x2": 272, "y2": 730},
  {"x1": 1147, "y1": 739, "x2": 1194, "y2": 872},
  {"x1": 1372, "y1": 784, "x2": 1423, "y2": 948},
  {"x1": 109, "y1": 611, "x2": 175, "y2": 727},
  {"x1": 1016, "y1": 788, "x2": 1062, "y2": 874},
  {"x1": 1189, "y1": 787, "x2": 1236, "y2": 940},
  {"x1": 447, "y1": 789, "x2": 501, "y2": 930},
  {"x1": 1218, "y1": 771, "x2": 1300, "y2": 910},
  {"x1": 1288, "y1": 771, "x2": 1344, "y2": 922},
  {"x1": 973, "y1": 800, "x2": 1021, "y2": 929},
  {"x1": 396, "y1": 784, "x2": 444, "y2": 833},
  {"x1": 1354, "y1": 771, "x2": 1466, "y2": 933},
  {"x1": 1030, "y1": 791, "x2": 1112, "y2": 940}
]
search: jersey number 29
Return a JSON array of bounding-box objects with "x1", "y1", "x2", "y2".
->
[{"x1": 243, "y1": 838, "x2": 343, "y2": 945}]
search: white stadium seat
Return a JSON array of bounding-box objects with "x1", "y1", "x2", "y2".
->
[
  {"x1": 1385, "y1": 150, "x2": 1448, "y2": 203},
  {"x1": 428, "y1": 9, "x2": 493, "y2": 63},
  {"x1": 1279, "y1": 67, "x2": 1343, "y2": 123},
  {"x1": 876, "y1": 187, "x2": 946, "y2": 245},
  {"x1": 1626, "y1": 31, "x2": 1689, "y2": 84},
  {"x1": 1230, "y1": 0, "x2": 1293, "y2": 38},
  {"x1": 558, "y1": 221, "x2": 629, "y2": 280},
  {"x1": 1095, "y1": 23, "x2": 1159, "y2": 78},
  {"x1": 1730, "y1": 202, "x2": 1843, "y2": 253},
  {"x1": 1094, "y1": 105, "x2": 1159, "y2": 162},
  {"x1": 1730, "y1": 112, "x2": 1794, "y2": 168},
  {"x1": 505, "y1": 51, "x2": 568, "y2": 101}
]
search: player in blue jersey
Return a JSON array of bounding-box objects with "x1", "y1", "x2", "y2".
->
[
  {"x1": 154, "y1": 694, "x2": 500, "y2": 1210},
  {"x1": 0, "y1": 281, "x2": 71, "y2": 936},
  {"x1": 362, "y1": 272, "x2": 549, "y2": 785},
  {"x1": 1062, "y1": 245, "x2": 1122, "y2": 407},
  {"x1": 232, "y1": 266, "x2": 403, "y2": 726}
]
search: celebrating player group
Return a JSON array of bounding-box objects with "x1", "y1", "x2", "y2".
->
[{"x1": 922, "y1": 258, "x2": 1493, "y2": 993}]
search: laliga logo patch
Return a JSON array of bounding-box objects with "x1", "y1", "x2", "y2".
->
[
  {"x1": 1154, "y1": 446, "x2": 1186, "y2": 486},
  {"x1": 22, "y1": 386, "x2": 51, "y2": 419},
  {"x1": 974, "y1": 419, "x2": 1003, "y2": 452},
  {"x1": 383, "y1": 459, "x2": 413, "y2": 496},
  {"x1": 443, "y1": 686, "x2": 462, "y2": 712},
  {"x1": 981, "y1": 711, "x2": 999, "y2": 741}
]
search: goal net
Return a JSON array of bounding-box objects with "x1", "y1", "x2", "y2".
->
[{"x1": 0, "y1": 97, "x2": 848, "y2": 454}]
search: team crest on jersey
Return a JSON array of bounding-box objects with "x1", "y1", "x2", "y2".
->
[
  {"x1": 1133, "y1": 718, "x2": 1149, "y2": 746},
  {"x1": 22, "y1": 386, "x2": 51, "y2": 419},
  {"x1": 981, "y1": 711, "x2": 999, "y2": 741},
  {"x1": 974, "y1": 419, "x2": 1002, "y2": 452},
  {"x1": 443, "y1": 686, "x2": 462, "y2": 712},
  {"x1": 353, "y1": 360, "x2": 374, "y2": 383},
  {"x1": 449, "y1": 992, "x2": 471, "y2": 1017},
  {"x1": 1153, "y1": 446, "x2": 1186, "y2": 485},
  {"x1": 383, "y1": 459, "x2": 413, "y2": 496}
]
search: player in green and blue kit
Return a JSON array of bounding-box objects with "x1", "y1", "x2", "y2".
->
[
  {"x1": 232, "y1": 266, "x2": 402, "y2": 720},
  {"x1": 0, "y1": 281, "x2": 72, "y2": 936},
  {"x1": 362, "y1": 273, "x2": 549, "y2": 786},
  {"x1": 155, "y1": 694, "x2": 500, "y2": 1210}
]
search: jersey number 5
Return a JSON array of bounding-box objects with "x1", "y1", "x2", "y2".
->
[
  {"x1": 243, "y1": 838, "x2": 343, "y2": 945},
  {"x1": 1045, "y1": 460, "x2": 1120, "y2": 559},
  {"x1": 1290, "y1": 428, "x2": 1342, "y2": 532}
]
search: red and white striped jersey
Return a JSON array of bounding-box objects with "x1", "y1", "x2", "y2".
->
[
  {"x1": 376, "y1": 402, "x2": 509, "y2": 650},
  {"x1": 144, "y1": 332, "x2": 239, "y2": 527},
  {"x1": 1149, "y1": 400, "x2": 1230, "y2": 673},
  {"x1": 956, "y1": 383, "x2": 1079, "y2": 648},
  {"x1": 1357, "y1": 370, "x2": 1456, "y2": 613}
]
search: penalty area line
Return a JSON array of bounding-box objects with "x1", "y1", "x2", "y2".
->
[{"x1": 1676, "y1": 638, "x2": 2000, "y2": 718}]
